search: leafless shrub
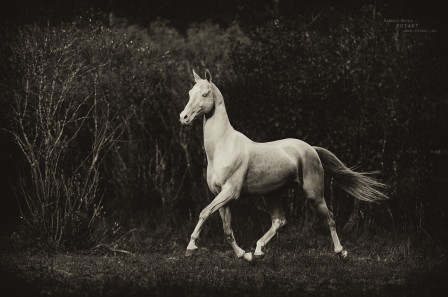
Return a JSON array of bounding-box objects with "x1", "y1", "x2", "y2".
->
[{"x1": 7, "y1": 24, "x2": 127, "y2": 249}]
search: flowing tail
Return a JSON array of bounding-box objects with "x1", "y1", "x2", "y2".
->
[{"x1": 314, "y1": 146, "x2": 388, "y2": 202}]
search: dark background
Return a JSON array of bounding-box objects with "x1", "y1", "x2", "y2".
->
[
  {"x1": 0, "y1": 0, "x2": 447, "y2": 251},
  {"x1": 1, "y1": 0, "x2": 447, "y2": 28}
]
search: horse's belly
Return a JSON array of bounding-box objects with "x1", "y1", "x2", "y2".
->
[{"x1": 243, "y1": 156, "x2": 298, "y2": 195}]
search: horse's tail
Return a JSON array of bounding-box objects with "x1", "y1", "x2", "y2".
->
[{"x1": 313, "y1": 146, "x2": 388, "y2": 202}]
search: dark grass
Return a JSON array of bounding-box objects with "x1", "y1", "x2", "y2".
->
[{"x1": 1, "y1": 229, "x2": 447, "y2": 297}]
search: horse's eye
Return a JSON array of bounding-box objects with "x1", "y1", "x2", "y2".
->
[{"x1": 202, "y1": 91, "x2": 210, "y2": 97}]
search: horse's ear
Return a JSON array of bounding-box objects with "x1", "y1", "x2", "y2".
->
[
  {"x1": 205, "y1": 69, "x2": 212, "y2": 83},
  {"x1": 192, "y1": 69, "x2": 201, "y2": 82}
]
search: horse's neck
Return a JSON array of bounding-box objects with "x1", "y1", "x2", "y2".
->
[{"x1": 203, "y1": 84, "x2": 233, "y2": 159}]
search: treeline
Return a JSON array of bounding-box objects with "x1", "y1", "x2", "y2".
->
[{"x1": 0, "y1": 5, "x2": 447, "y2": 249}]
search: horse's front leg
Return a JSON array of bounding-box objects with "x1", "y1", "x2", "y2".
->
[
  {"x1": 186, "y1": 183, "x2": 243, "y2": 256},
  {"x1": 219, "y1": 206, "x2": 252, "y2": 261}
]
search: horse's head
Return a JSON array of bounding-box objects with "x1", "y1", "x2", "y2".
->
[{"x1": 179, "y1": 69, "x2": 214, "y2": 125}]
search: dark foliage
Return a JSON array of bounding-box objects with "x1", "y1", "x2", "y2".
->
[{"x1": 0, "y1": 1, "x2": 447, "y2": 250}]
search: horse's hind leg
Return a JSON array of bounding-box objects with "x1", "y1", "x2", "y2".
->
[
  {"x1": 254, "y1": 196, "x2": 287, "y2": 257},
  {"x1": 303, "y1": 174, "x2": 348, "y2": 259},
  {"x1": 219, "y1": 206, "x2": 252, "y2": 260}
]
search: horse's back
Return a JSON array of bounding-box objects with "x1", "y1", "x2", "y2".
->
[{"x1": 253, "y1": 138, "x2": 320, "y2": 165}]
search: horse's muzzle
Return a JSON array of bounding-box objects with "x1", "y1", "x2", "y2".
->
[{"x1": 179, "y1": 113, "x2": 192, "y2": 125}]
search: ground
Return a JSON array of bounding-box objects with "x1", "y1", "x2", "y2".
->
[{"x1": 1, "y1": 230, "x2": 447, "y2": 297}]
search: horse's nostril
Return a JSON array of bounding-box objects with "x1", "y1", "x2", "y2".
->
[{"x1": 183, "y1": 114, "x2": 188, "y2": 119}]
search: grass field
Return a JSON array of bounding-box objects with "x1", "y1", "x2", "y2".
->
[{"x1": 1, "y1": 230, "x2": 447, "y2": 297}]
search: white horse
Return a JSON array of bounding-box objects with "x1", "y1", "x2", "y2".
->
[{"x1": 179, "y1": 69, "x2": 387, "y2": 261}]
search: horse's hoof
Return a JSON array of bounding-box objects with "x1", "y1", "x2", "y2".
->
[
  {"x1": 243, "y1": 252, "x2": 253, "y2": 261},
  {"x1": 185, "y1": 248, "x2": 197, "y2": 257},
  {"x1": 253, "y1": 253, "x2": 265, "y2": 260},
  {"x1": 337, "y1": 250, "x2": 348, "y2": 260}
]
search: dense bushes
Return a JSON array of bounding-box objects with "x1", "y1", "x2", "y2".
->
[{"x1": 1, "y1": 4, "x2": 447, "y2": 249}]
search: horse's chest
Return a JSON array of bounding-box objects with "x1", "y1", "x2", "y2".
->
[
  {"x1": 206, "y1": 163, "x2": 226, "y2": 194},
  {"x1": 206, "y1": 158, "x2": 239, "y2": 194}
]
